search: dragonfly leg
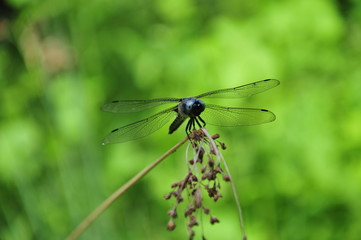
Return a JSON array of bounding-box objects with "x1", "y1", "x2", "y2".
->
[
  {"x1": 197, "y1": 116, "x2": 206, "y2": 127},
  {"x1": 192, "y1": 118, "x2": 197, "y2": 131},
  {"x1": 194, "y1": 117, "x2": 203, "y2": 129},
  {"x1": 185, "y1": 118, "x2": 195, "y2": 141},
  {"x1": 185, "y1": 118, "x2": 192, "y2": 134}
]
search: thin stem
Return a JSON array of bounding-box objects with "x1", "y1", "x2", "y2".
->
[
  {"x1": 201, "y1": 128, "x2": 247, "y2": 240},
  {"x1": 66, "y1": 136, "x2": 189, "y2": 240}
]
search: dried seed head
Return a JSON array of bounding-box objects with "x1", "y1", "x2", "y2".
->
[
  {"x1": 188, "y1": 215, "x2": 198, "y2": 227},
  {"x1": 213, "y1": 192, "x2": 223, "y2": 202},
  {"x1": 203, "y1": 207, "x2": 210, "y2": 214},
  {"x1": 194, "y1": 188, "x2": 202, "y2": 208},
  {"x1": 167, "y1": 209, "x2": 177, "y2": 218},
  {"x1": 208, "y1": 159, "x2": 214, "y2": 168},
  {"x1": 187, "y1": 178, "x2": 194, "y2": 185},
  {"x1": 167, "y1": 219, "x2": 176, "y2": 231},
  {"x1": 215, "y1": 165, "x2": 223, "y2": 173},
  {"x1": 210, "y1": 216, "x2": 220, "y2": 224},
  {"x1": 191, "y1": 175, "x2": 198, "y2": 182},
  {"x1": 188, "y1": 229, "x2": 195, "y2": 240},
  {"x1": 207, "y1": 188, "x2": 216, "y2": 198},
  {"x1": 222, "y1": 174, "x2": 231, "y2": 182},
  {"x1": 185, "y1": 206, "x2": 196, "y2": 216},
  {"x1": 163, "y1": 193, "x2": 172, "y2": 200},
  {"x1": 202, "y1": 172, "x2": 210, "y2": 180},
  {"x1": 177, "y1": 195, "x2": 183, "y2": 203},
  {"x1": 211, "y1": 133, "x2": 220, "y2": 139},
  {"x1": 198, "y1": 147, "x2": 205, "y2": 159}
]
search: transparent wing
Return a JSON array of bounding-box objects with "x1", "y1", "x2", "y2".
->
[
  {"x1": 101, "y1": 98, "x2": 180, "y2": 113},
  {"x1": 196, "y1": 79, "x2": 280, "y2": 99},
  {"x1": 201, "y1": 104, "x2": 276, "y2": 126},
  {"x1": 103, "y1": 106, "x2": 177, "y2": 144}
]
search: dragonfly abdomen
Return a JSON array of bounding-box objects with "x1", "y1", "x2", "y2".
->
[{"x1": 169, "y1": 115, "x2": 188, "y2": 134}]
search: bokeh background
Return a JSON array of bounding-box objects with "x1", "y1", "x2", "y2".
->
[{"x1": 1, "y1": 0, "x2": 361, "y2": 239}]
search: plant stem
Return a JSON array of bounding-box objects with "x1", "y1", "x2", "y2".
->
[{"x1": 66, "y1": 136, "x2": 189, "y2": 240}]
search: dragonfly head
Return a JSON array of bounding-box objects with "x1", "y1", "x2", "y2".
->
[{"x1": 180, "y1": 98, "x2": 206, "y2": 118}]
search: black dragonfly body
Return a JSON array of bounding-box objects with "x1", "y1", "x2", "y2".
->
[{"x1": 101, "y1": 79, "x2": 280, "y2": 145}]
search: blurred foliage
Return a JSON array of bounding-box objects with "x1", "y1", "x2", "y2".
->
[{"x1": 1, "y1": 0, "x2": 361, "y2": 239}]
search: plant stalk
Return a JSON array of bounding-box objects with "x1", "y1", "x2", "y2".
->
[{"x1": 66, "y1": 136, "x2": 188, "y2": 240}]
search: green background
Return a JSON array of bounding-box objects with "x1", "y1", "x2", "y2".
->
[{"x1": 1, "y1": 0, "x2": 360, "y2": 239}]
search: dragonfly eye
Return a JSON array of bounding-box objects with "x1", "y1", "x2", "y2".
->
[
  {"x1": 190, "y1": 99, "x2": 205, "y2": 117},
  {"x1": 181, "y1": 98, "x2": 195, "y2": 113}
]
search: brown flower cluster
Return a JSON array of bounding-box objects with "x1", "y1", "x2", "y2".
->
[{"x1": 164, "y1": 131, "x2": 229, "y2": 239}]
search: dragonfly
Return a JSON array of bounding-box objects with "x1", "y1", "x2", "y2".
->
[{"x1": 101, "y1": 79, "x2": 280, "y2": 145}]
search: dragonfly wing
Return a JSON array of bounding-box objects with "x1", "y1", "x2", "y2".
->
[
  {"x1": 201, "y1": 104, "x2": 276, "y2": 126},
  {"x1": 101, "y1": 98, "x2": 180, "y2": 113},
  {"x1": 103, "y1": 106, "x2": 178, "y2": 144},
  {"x1": 196, "y1": 79, "x2": 280, "y2": 99}
]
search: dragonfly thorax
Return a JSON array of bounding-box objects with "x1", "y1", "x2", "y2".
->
[{"x1": 179, "y1": 97, "x2": 206, "y2": 118}]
